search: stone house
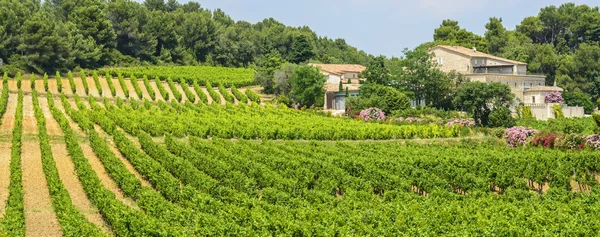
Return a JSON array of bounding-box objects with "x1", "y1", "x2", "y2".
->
[
  {"x1": 430, "y1": 45, "x2": 584, "y2": 120},
  {"x1": 429, "y1": 45, "x2": 546, "y2": 101},
  {"x1": 309, "y1": 64, "x2": 365, "y2": 111}
]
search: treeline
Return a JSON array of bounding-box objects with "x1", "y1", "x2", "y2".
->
[
  {"x1": 422, "y1": 2, "x2": 600, "y2": 110},
  {"x1": 0, "y1": 0, "x2": 372, "y2": 75}
]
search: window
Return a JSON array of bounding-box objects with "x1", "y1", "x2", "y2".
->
[
  {"x1": 532, "y1": 96, "x2": 536, "y2": 103},
  {"x1": 474, "y1": 59, "x2": 478, "y2": 65},
  {"x1": 514, "y1": 83, "x2": 517, "y2": 87},
  {"x1": 482, "y1": 59, "x2": 486, "y2": 65},
  {"x1": 530, "y1": 83, "x2": 533, "y2": 87},
  {"x1": 438, "y1": 57, "x2": 443, "y2": 65}
]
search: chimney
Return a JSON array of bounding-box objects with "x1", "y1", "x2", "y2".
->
[{"x1": 472, "y1": 47, "x2": 477, "y2": 52}]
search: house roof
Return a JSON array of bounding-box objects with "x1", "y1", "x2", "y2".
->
[
  {"x1": 309, "y1": 64, "x2": 366, "y2": 75},
  {"x1": 524, "y1": 86, "x2": 564, "y2": 93},
  {"x1": 432, "y1": 45, "x2": 527, "y2": 65}
]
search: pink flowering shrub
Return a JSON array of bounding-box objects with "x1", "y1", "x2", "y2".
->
[
  {"x1": 446, "y1": 119, "x2": 475, "y2": 127},
  {"x1": 359, "y1": 108, "x2": 386, "y2": 122},
  {"x1": 586, "y1": 135, "x2": 600, "y2": 150},
  {"x1": 544, "y1": 91, "x2": 564, "y2": 104},
  {"x1": 504, "y1": 126, "x2": 538, "y2": 147}
]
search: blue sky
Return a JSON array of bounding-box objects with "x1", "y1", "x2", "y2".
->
[{"x1": 159, "y1": 0, "x2": 597, "y2": 57}]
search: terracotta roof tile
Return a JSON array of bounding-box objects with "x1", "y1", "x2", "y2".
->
[
  {"x1": 433, "y1": 45, "x2": 527, "y2": 65},
  {"x1": 309, "y1": 64, "x2": 366, "y2": 75}
]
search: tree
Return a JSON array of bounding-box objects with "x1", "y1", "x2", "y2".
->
[
  {"x1": 288, "y1": 34, "x2": 315, "y2": 64},
  {"x1": 564, "y1": 91, "x2": 594, "y2": 114},
  {"x1": 254, "y1": 52, "x2": 284, "y2": 94},
  {"x1": 396, "y1": 48, "x2": 453, "y2": 109},
  {"x1": 347, "y1": 84, "x2": 411, "y2": 115},
  {"x1": 290, "y1": 66, "x2": 325, "y2": 107},
  {"x1": 453, "y1": 82, "x2": 514, "y2": 126},
  {"x1": 273, "y1": 63, "x2": 297, "y2": 96},
  {"x1": 361, "y1": 56, "x2": 389, "y2": 85},
  {"x1": 432, "y1": 19, "x2": 487, "y2": 52},
  {"x1": 485, "y1": 17, "x2": 508, "y2": 55}
]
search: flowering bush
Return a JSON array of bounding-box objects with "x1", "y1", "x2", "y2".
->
[
  {"x1": 586, "y1": 134, "x2": 600, "y2": 150},
  {"x1": 359, "y1": 108, "x2": 386, "y2": 122},
  {"x1": 531, "y1": 131, "x2": 559, "y2": 149},
  {"x1": 504, "y1": 126, "x2": 538, "y2": 147},
  {"x1": 446, "y1": 119, "x2": 475, "y2": 127},
  {"x1": 544, "y1": 91, "x2": 564, "y2": 104},
  {"x1": 555, "y1": 133, "x2": 586, "y2": 150}
]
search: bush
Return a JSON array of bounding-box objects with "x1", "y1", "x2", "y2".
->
[
  {"x1": 552, "y1": 104, "x2": 564, "y2": 118},
  {"x1": 555, "y1": 133, "x2": 586, "y2": 150},
  {"x1": 489, "y1": 107, "x2": 515, "y2": 128},
  {"x1": 531, "y1": 131, "x2": 559, "y2": 149},
  {"x1": 504, "y1": 126, "x2": 538, "y2": 147},
  {"x1": 359, "y1": 108, "x2": 386, "y2": 122},
  {"x1": 544, "y1": 91, "x2": 564, "y2": 104}
]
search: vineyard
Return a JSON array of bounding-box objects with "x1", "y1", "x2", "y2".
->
[
  {"x1": 99, "y1": 66, "x2": 256, "y2": 88},
  {"x1": 0, "y1": 74, "x2": 600, "y2": 236}
]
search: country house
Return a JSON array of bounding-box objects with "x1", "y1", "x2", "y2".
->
[{"x1": 309, "y1": 64, "x2": 365, "y2": 111}]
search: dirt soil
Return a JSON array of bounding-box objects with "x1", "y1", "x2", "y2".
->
[
  {"x1": 52, "y1": 97, "x2": 138, "y2": 209},
  {"x1": 200, "y1": 88, "x2": 214, "y2": 104},
  {"x1": 0, "y1": 93, "x2": 17, "y2": 133},
  {"x1": 22, "y1": 95, "x2": 38, "y2": 134},
  {"x1": 22, "y1": 140, "x2": 63, "y2": 237},
  {"x1": 50, "y1": 143, "x2": 111, "y2": 233},
  {"x1": 0, "y1": 142, "x2": 11, "y2": 218},
  {"x1": 93, "y1": 125, "x2": 152, "y2": 188}
]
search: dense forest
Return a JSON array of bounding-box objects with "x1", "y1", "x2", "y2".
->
[
  {"x1": 420, "y1": 3, "x2": 600, "y2": 108},
  {"x1": 0, "y1": 0, "x2": 372, "y2": 74}
]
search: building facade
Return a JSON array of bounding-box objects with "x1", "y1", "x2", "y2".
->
[
  {"x1": 309, "y1": 64, "x2": 366, "y2": 111},
  {"x1": 429, "y1": 45, "x2": 546, "y2": 101}
]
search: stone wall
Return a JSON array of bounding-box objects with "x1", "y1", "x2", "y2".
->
[{"x1": 430, "y1": 48, "x2": 471, "y2": 73}]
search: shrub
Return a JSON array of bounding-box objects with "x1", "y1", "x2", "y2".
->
[
  {"x1": 359, "y1": 108, "x2": 386, "y2": 122},
  {"x1": 446, "y1": 119, "x2": 475, "y2": 127},
  {"x1": 92, "y1": 71, "x2": 102, "y2": 95},
  {"x1": 68, "y1": 71, "x2": 76, "y2": 93},
  {"x1": 245, "y1": 89, "x2": 261, "y2": 103},
  {"x1": 544, "y1": 91, "x2": 563, "y2": 104},
  {"x1": 531, "y1": 131, "x2": 559, "y2": 149},
  {"x1": 489, "y1": 107, "x2": 516, "y2": 128},
  {"x1": 43, "y1": 73, "x2": 49, "y2": 92},
  {"x1": 504, "y1": 126, "x2": 538, "y2": 147},
  {"x1": 555, "y1": 133, "x2": 586, "y2": 150},
  {"x1": 29, "y1": 74, "x2": 36, "y2": 90},
  {"x1": 552, "y1": 104, "x2": 564, "y2": 118},
  {"x1": 586, "y1": 134, "x2": 600, "y2": 150},
  {"x1": 56, "y1": 71, "x2": 63, "y2": 93},
  {"x1": 80, "y1": 69, "x2": 89, "y2": 95},
  {"x1": 16, "y1": 72, "x2": 22, "y2": 89},
  {"x1": 106, "y1": 74, "x2": 116, "y2": 97}
]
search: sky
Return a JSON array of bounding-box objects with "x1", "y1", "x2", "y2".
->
[{"x1": 153, "y1": 0, "x2": 598, "y2": 57}]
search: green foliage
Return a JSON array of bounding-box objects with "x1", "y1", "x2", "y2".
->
[
  {"x1": 488, "y1": 107, "x2": 516, "y2": 128},
  {"x1": 56, "y1": 71, "x2": 63, "y2": 93},
  {"x1": 192, "y1": 80, "x2": 208, "y2": 104},
  {"x1": 16, "y1": 72, "x2": 22, "y2": 89},
  {"x1": 454, "y1": 82, "x2": 514, "y2": 126},
  {"x1": 432, "y1": 19, "x2": 488, "y2": 52},
  {"x1": 338, "y1": 80, "x2": 343, "y2": 92},
  {"x1": 80, "y1": 69, "x2": 89, "y2": 95},
  {"x1": 254, "y1": 52, "x2": 285, "y2": 94},
  {"x1": 32, "y1": 91, "x2": 105, "y2": 236},
  {"x1": 102, "y1": 66, "x2": 255, "y2": 88},
  {"x1": 166, "y1": 77, "x2": 182, "y2": 102},
  {"x1": 92, "y1": 71, "x2": 102, "y2": 96},
  {"x1": 68, "y1": 71, "x2": 76, "y2": 93},
  {"x1": 117, "y1": 73, "x2": 129, "y2": 98},
  {"x1": 485, "y1": 17, "x2": 508, "y2": 55},
  {"x1": 180, "y1": 78, "x2": 196, "y2": 103},
  {"x1": 143, "y1": 76, "x2": 156, "y2": 101},
  {"x1": 360, "y1": 56, "x2": 389, "y2": 85},
  {"x1": 2, "y1": 90, "x2": 24, "y2": 237},
  {"x1": 290, "y1": 66, "x2": 326, "y2": 107},
  {"x1": 552, "y1": 104, "x2": 564, "y2": 118},
  {"x1": 245, "y1": 89, "x2": 261, "y2": 103},
  {"x1": 29, "y1": 74, "x2": 36, "y2": 90},
  {"x1": 3, "y1": 72, "x2": 8, "y2": 86},
  {"x1": 218, "y1": 83, "x2": 234, "y2": 103},
  {"x1": 288, "y1": 34, "x2": 315, "y2": 64},
  {"x1": 347, "y1": 84, "x2": 411, "y2": 115},
  {"x1": 130, "y1": 74, "x2": 143, "y2": 100},
  {"x1": 230, "y1": 85, "x2": 248, "y2": 104},
  {"x1": 155, "y1": 76, "x2": 169, "y2": 101},
  {"x1": 43, "y1": 73, "x2": 49, "y2": 92},
  {"x1": 105, "y1": 74, "x2": 116, "y2": 97},
  {"x1": 563, "y1": 91, "x2": 593, "y2": 114},
  {"x1": 205, "y1": 81, "x2": 221, "y2": 104},
  {"x1": 593, "y1": 113, "x2": 600, "y2": 134}
]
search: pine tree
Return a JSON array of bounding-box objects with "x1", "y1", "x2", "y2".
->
[
  {"x1": 339, "y1": 80, "x2": 343, "y2": 92},
  {"x1": 345, "y1": 87, "x2": 349, "y2": 97}
]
